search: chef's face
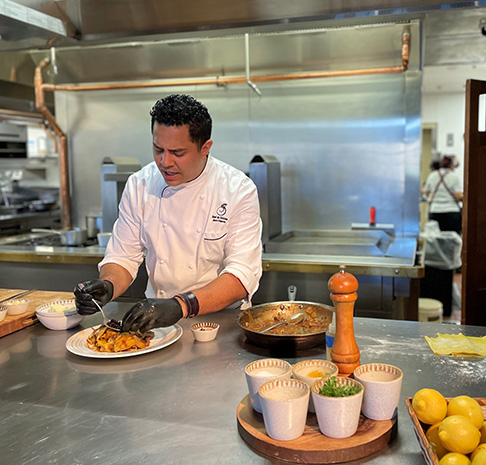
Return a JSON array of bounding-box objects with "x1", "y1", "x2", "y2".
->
[{"x1": 152, "y1": 123, "x2": 212, "y2": 186}]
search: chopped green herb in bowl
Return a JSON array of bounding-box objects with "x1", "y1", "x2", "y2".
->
[{"x1": 318, "y1": 376, "x2": 362, "y2": 397}]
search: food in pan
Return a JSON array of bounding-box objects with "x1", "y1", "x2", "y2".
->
[
  {"x1": 87, "y1": 325, "x2": 155, "y2": 353},
  {"x1": 244, "y1": 306, "x2": 328, "y2": 335}
]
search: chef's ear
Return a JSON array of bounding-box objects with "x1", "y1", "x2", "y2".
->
[{"x1": 201, "y1": 139, "x2": 213, "y2": 157}]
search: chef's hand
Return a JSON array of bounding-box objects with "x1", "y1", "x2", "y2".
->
[
  {"x1": 74, "y1": 279, "x2": 114, "y2": 315},
  {"x1": 121, "y1": 298, "x2": 183, "y2": 333}
]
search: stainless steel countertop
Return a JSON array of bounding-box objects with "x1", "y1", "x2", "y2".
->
[
  {"x1": 0, "y1": 231, "x2": 424, "y2": 277},
  {"x1": 0, "y1": 304, "x2": 484, "y2": 464}
]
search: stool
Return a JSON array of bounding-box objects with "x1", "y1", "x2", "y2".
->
[{"x1": 418, "y1": 298, "x2": 443, "y2": 323}]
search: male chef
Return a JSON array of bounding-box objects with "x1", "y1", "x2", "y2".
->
[{"x1": 74, "y1": 94, "x2": 262, "y2": 332}]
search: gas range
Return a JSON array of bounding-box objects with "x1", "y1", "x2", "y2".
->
[{"x1": 0, "y1": 232, "x2": 98, "y2": 248}]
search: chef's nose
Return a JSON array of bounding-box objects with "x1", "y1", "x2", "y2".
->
[{"x1": 159, "y1": 151, "x2": 174, "y2": 167}]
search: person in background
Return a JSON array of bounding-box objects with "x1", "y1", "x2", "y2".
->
[
  {"x1": 74, "y1": 94, "x2": 263, "y2": 333},
  {"x1": 420, "y1": 160, "x2": 440, "y2": 199},
  {"x1": 423, "y1": 154, "x2": 463, "y2": 235}
]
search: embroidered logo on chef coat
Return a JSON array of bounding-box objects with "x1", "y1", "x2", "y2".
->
[{"x1": 212, "y1": 203, "x2": 228, "y2": 223}]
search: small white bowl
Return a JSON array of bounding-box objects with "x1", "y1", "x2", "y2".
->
[
  {"x1": 35, "y1": 299, "x2": 84, "y2": 330},
  {"x1": 0, "y1": 306, "x2": 7, "y2": 322},
  {"x1": 353, "y1": 363, "x2": 403, "y2": 420},
  {"x1": 292, "y1": 359, "x2": 339, "y2": 412},
  {"x1": 245, "y1": 359, "x2": 293, "y2": 413},
  {"x1": 4, "y1": 299, "x2": 30, "y2": 316},
  {"x1": 97, "y1": 232, "x2": 112, "y2": 247},
  {"x1": 191, "y1": 322, "x2": 220, "y2": 342},
  {"x1": 259, "y1": 378, "x2": 310, "y2": 441}
]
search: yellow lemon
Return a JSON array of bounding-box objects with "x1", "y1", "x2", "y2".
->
[
  {"x1": 472, "y1": 445, "x2": 486, "y2": 461},
  {"x1": 427, "y1": 422, "x2": 449, "y2": 459},
  {"x1": 472, "y1": 449, "x2": 486, "y2": 465},
  {"x1": 412, "y1": 388, "x2": 448, "y2": 425},
  {"x1": 439, "y1": 452, "x2": 471, "y2": 465},
  {"x1": 480, "y1": 421, "x2": 486, "y2": 444},
  {"x1": 448, "y1": 396, "x2": 485, "y2": 430},
  {"x1": 439, "y1": 415, "x2": 481, "y2": 455}
]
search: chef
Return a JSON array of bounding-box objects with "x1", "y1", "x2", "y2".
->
[{"x1": 74, "y1": 94, "x2": 262, "y2": 333}]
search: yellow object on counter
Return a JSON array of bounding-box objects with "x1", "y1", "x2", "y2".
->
[{"x1": 425, "y1": 333, "x2": 486, "y2": 357}]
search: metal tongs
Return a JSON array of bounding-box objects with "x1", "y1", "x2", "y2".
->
[{"x1": 90, "y1": 297, "x2": 122, "y2": 332}]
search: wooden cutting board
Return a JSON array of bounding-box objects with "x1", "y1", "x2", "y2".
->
[
  {"x1": 0, "y1": 289, "x2": 74, "y2": 338},
  {"x1": 237, "y1": 394, "x2": 397, "y2": 464}
]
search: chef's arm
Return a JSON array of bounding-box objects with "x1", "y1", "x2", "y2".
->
[
  {"x1": 454, "y1": 191, "x2": 463, "y2": 201},
  {"x1": 99, "y1": 263, "x2": 133, "y2": 300},
  {"x1": 121, "y1": 273, "x2": 247, "y2": 332},
  {"x1": 177, "y1": 273, "x2": 247, "y2": 318}
]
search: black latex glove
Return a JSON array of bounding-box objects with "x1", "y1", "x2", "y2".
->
[
  {"x1": 74, "y1": 279, "x2": 114, "y2": 315},
  {"x1": 121, "y1": 298, "x2": 183, "y2": 333}
]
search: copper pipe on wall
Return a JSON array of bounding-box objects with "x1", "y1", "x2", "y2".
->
[
  {"x1": 34, "y1": 58, "x2": 71, "y2": 230},
  {"x1": 34, "y1": 29, "x2": 410, "y2": 231},
  {"x1": 43, "y1": 65, "x2": 407, "y2": 93},
  {"x1": 41, "y1": 122, "x2": 59, "y2": 154},
  {"x1": 42, "y1": 29, "x2": 410, "y2": 93},
  {"x1": 401, "y1": 28, "x2": 410, "y2": 68}
]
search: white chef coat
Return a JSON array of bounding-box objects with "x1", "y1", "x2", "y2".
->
[
  {"x1": 99, "y1": 155, "x2": 263, "y2": 308},
  {"x1": 424, "y1": 168, "x2": 462, "y2": 214}
]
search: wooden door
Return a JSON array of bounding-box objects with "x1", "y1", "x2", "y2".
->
[{"x1": 463, "y1": 79, "x2": 486, "y2": 326}]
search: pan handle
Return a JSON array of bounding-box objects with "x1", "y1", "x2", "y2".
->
[{"x1": 31, "y1": 228, "x2": 62, "y2": 235}]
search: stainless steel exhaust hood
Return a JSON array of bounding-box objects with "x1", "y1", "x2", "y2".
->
[
  {"x1": 1, "y1": 0, "x2": 484, "y2": 51},
  {"x1": 0, "y1": 1, "x2": 74, "y2": 51}
]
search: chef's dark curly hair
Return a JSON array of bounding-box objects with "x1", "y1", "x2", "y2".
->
[{"x1": 150, "y1": 94, "x2": 212, "y2": 149}]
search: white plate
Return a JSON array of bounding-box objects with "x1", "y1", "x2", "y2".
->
[{"x1": 65, "y1": 324, "x2": 183, "y2": 358}]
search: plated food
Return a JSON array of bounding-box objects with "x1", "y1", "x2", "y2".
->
[
  {"x1": 87, "y1": 324, "x2": 155, "y2": 353},
  {"x1": 66, "y1": 325, "x2": 183, "y2": 359}
]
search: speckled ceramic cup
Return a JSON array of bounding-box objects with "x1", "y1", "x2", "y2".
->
[
  {"x1": 311, "y1": 376, "x2": 364, "y2": 439},
  {"x1": 292, "y1": 359, "x2": 339, "y2": 412},
  {"x1": 245, "y1": 359, "x2": 293, "y2": 413},
  {"x1": 353, "y1": 363, "x2": 403, "y2": 420},
  {"x1": 259, "y1": 378, "x2": 310, "y2": 441}
]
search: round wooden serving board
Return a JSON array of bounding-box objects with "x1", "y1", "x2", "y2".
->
[{"x1": 237, "y1": 395, "x2": 397, "y2": 464}]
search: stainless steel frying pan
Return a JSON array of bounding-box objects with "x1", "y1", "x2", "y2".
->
[
  {"x1": 237, "y1": 301, "x2": 333, "y2": 350},
  {"x1": 32, "y1": 227, "x2": 88, "y2": 246}
]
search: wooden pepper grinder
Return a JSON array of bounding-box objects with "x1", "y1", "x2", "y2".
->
[{"x1": 328, "y1": 265, "x2": 360, "y2": 375}]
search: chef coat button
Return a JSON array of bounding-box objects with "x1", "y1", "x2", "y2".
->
[
  {"x1": 196, "y1": 228, "x2": 201, "y2": 234},
  {"x1": 163, "y1": 223, "x2": 168, "y2": 228},
  {"x1": 188, "y1": 264, "x2": 194, "y2": 270},
  {"x1": 160, "y1": 290, "x2": 166, "y2": 296},
  {"x1": 159, "y1": 259, "x2": 165, "y2": 265},
  {"x1": 200, "y1": 195, "x2": 205, "y2": 200}
]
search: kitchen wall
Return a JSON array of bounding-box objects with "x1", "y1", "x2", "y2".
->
[
  {"x1": 422, "y1": 92, "x2": 466, "y2": 183},
  {"x1": 55, "y1": 69, "x2": 422, "y2": 238}
]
